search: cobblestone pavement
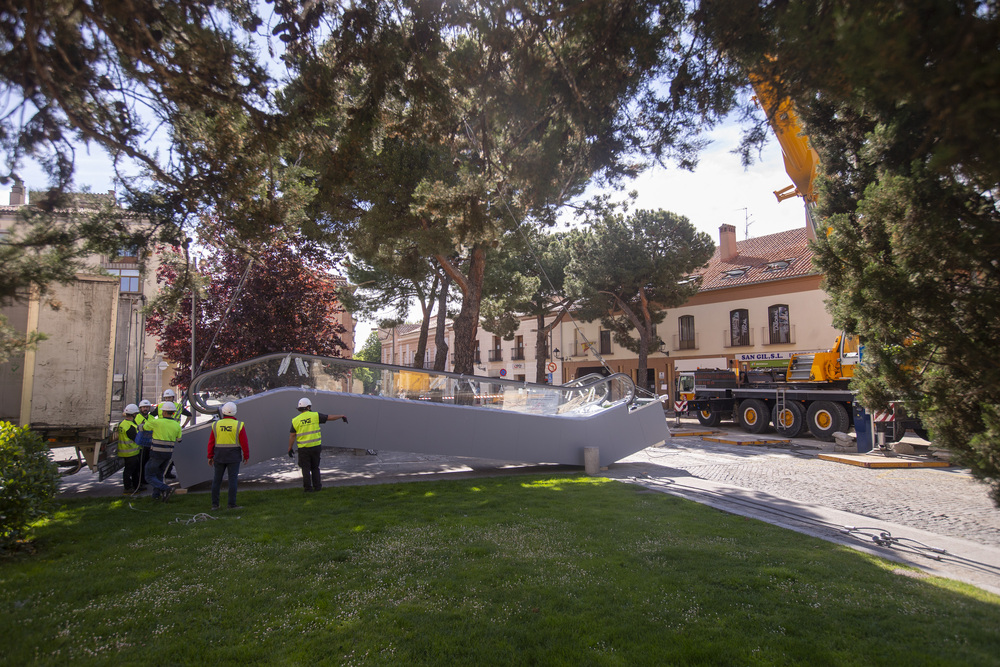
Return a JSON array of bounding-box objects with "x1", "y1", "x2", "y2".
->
[{"x1": 615, "y1": 424, "x2": 1000, "y2": 548}]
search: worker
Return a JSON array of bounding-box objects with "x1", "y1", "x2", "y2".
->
[
  {"x1": 156, "y1": 389, "x2": 190, "y2": 479},
  {"x1": 135, "y1": 399, "x2": 153, "y2": 487},
  {"x1": 143, "y1": 401, "x2": 183, "y2": 502},
  {"x1": 118, "y1": 404, "x2": 142, "y2": 494},
  {"x1": 288, "y1": 397, "x2": 347, "y2": 493},
  {"x1": 207, "y1": 402, "x2": 249, "y2": 510}
]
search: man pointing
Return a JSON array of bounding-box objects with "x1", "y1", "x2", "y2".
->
[{"x1": 288, "y1": 397, "x2": 347, "y2": 493}]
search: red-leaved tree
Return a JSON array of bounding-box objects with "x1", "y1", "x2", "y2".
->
[{"x1": 147, "y1": 237, "x2": 348, "y2": 389}]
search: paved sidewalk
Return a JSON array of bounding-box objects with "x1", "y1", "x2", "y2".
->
[{"x1": 58, "y1": 427, "x2": 1000, "y2": 596}]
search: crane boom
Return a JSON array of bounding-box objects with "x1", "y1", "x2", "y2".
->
[{"x1": 750, "y1": 75, "x2": 822, "y2": 240}]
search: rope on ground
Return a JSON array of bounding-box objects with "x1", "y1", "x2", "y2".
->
[
  {"x1": 842, "y1": 526, "x2": 947, "y2": 560},
  {"x1": 168, "y1": 512, "x2": 227, "y2": 526}
]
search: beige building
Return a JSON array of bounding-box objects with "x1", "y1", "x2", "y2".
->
[
  {"x1": 379, "y1": 316, "x2": 562, "y2": 384},
  {"x1": 380, "y1": 222, "x2": 839, "y2": 400},
  {"x1": 557, "y1": 223, "x2": 838, "y2": 397}
]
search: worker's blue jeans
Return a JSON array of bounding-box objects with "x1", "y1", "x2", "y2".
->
[
  {"x1": 211, "y1": 460, "x2": 241, "y2": 508},
  {"x1": 145, "y1": 451, "x2": 172, "y2": 498}
]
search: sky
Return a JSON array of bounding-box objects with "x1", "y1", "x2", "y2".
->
[{"x1": 8, "y1": 117, "x2": 806, "y2": 349}]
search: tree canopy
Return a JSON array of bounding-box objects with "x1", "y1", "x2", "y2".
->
[{"x1": 284, "y1": 0, "x2": 741, "y2": 373}]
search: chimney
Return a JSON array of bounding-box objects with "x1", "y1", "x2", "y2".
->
[
  {"x1": 719, "y1": 224, "x2": 738, "y2": 262},
  {"x1": 9, "y1": 179, "x2": 25, "y2": 206}
]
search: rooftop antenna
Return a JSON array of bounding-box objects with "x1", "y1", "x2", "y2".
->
[{"x1": 737, "y1": 207, "x2": 754, "y2": 240}]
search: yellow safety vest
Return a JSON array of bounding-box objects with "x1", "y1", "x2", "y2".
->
[
  {"x1": 212, "y1": 419, "x2": 244, "y2": 447},
  {"x1": 157, "y1": 402, "x2": 183, "y2": 422},
  {"x1": 292, "y1": 411, "x2": 322, "y2": 448},
  {"x1": 117, "y1": 418, "x2": 140, "y2": 457},
  {"x1": 145, "y1": 416, "x2": 182, "y2": 453}
]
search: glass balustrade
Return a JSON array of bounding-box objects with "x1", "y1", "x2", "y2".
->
[{"x1": 189, "y1": 353, "x2": 636, "y2": 418}]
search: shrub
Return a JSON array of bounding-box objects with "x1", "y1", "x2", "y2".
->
[{"x1": 0, "y1": 421, "x2": 60, "y2": 552}]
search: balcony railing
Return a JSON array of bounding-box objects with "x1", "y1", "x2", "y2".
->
[
  {"x1": 761, "y1": 324, "x2": 796, "y2": 346},
  {"x1": 510, "y1": 347, "x2": 526, "y2": 360},
  {"x1": 488, "y1": 349, "x2": 503, "y2": 362},
  {"x1": 722, "y1": 328, "x2": 755, "y2": 348},
  {"x1": 672, "y1": 333, "x2": 699, "y2": 351}
]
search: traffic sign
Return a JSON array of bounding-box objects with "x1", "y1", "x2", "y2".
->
[{"x1": 547, "y1": 362, "x2": 557, "y2": 372}]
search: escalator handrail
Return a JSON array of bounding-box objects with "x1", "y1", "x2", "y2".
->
[{"x1": 188, "y1": 351, "x2": 635, "y2": 414}]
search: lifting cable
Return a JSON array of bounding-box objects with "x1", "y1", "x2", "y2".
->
[{"x1": 192, "y1": 256, "x2": 256, "y2": 379}]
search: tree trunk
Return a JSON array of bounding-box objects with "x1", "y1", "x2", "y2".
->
[
  {"x1": 535, "y1": 312, "x2": 548, "y2": 383},
  {"x1": 637, "y1": 323, "x2": 651, "y2": 395},
  {"x1": 444, "y1": 245, "x2": 486, "y2": 377},
  {"x1": 534, "y1": 302, "x2": 570, "y2": 384},
  {"x1": 412, "y1": 274, "x2": 440, "y2": 369},
  {"x1": 433, "y1": 272, "x2": 450, "y2": 371}
]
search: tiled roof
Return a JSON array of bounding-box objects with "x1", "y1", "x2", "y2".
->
[
  {"x1": 393, "y1": 323, "x2": 423, "y2": 336},
  {"x1": 694, "y1": 227, "x2": 818, "y2": 292}
]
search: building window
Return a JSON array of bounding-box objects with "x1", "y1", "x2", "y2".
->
[
  {"x1": 678, "y1": 315, "x2": 696, "y2": 350},
  {"x1": 490, "y1": 335, "x2": 503, "y2": 362},
  {"x1": 112, "y1": 244, "x2": 141, "y2": 262},
  {"x1": 512, "y1": 335, "x2": 525, "y2": 360},
  {"x1": 768, "y1": 304, "x2": 791, "y2": 344},
  {"x1": 730, "y1": 309, "x2": 750, "y2": 347},
  {"x1": 106, "y1": 268, "x2": 141, "y2": 293},
  {"x1": 599, "y1": 330, "x2": 612, "y2": 355},
  {"x1": 474, "y1": 340, "x2": 481, "y2": 364}
]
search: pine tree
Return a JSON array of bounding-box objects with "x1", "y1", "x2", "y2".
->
[{"x1": 567, "y1": 209, "x2": 714, "y2": 392}]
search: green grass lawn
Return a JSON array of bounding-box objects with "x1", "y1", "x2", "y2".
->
[{"x1": 2, "y1": 475, "x2": 999, "y2": 665}]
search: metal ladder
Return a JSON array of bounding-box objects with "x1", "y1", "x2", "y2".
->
[{"x1": 775, "y1": 388, "x2": 787, "y2": 433}]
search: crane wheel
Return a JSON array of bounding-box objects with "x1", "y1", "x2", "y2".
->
[
  {"x1": 737, "y1": 399, "x2": 770, "y2": 434},
  {"x1": 772, "y1": 401, "x2": 805, "y2": 438},
  {"x1": 696, "y1": 409, "x2": 722, "y2": 427},
  {"x1": 806, "y1": 401, "x2": 849, "y2": 441}
]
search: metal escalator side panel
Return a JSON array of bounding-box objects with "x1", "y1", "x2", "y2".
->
[{"x1": 171, "y1": 382, "x2": 667, "y2": 488}]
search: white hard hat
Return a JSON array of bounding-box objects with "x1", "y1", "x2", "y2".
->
[
  {"x1": 162, "y1": 389, "x2": 176, "y2": 399},
  {"x1": 160, "y1": 401, "x2": 176, "y2": 412},
  {"x1": 124, "y1": 403, "x2": 139, "y2": 415},
  {"x1": 139, "y1": 399, "x2": 152, "y2": 408},
  {"x1": 221, "y1": 402, "x2": 238, "y2": 417},
  {"x1": 297, "y1": 397, "x2": 312, "y2": 409}
]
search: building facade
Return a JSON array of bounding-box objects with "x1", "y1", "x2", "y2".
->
[{"x1": 558, "y1": 224, "x2": 838, "y2": 398}]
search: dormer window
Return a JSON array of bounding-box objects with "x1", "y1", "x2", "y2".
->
[
  {"x1": 764, "y1": 259, "x2": 793, "y2": 272},
  {"x1": 722, "y1": 267, "x2": 749, "y2": 279}
]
